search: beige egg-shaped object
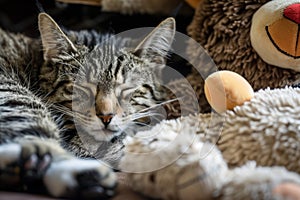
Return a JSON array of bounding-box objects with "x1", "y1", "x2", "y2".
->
[{"x1": 204, "y1": 71, "x2": 254, "y2": 113}]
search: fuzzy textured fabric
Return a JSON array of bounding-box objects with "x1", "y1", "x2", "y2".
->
[
  {"x1": 186, "y1": 0, "x2": 300, "y2": 112},
  {"x1": 101, "y1": 0, "x2": 181, "y2": 14},
  {"x1": 120, "y1": 86, "x2": 300, "y2": 199},
  {"x1": 219, "y1": 87, "x2": 300, "y2": 172}
]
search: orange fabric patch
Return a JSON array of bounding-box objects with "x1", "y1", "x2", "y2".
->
[{"x1": 267, "y1": 18, "x2": 300, "y2": 58}]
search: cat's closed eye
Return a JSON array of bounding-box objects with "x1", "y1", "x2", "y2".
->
[
  {"x1": 73, "y1": 83, "x2": 96, "y2": 104},
  {"x1": 117, "y1": 85, "x2": 137, "y2": 99}
]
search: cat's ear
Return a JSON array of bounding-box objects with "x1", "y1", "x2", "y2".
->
[
  {"x1": 38, "y1": 13, "x2": 77, "y2": 61},
  {"x1": 133, "y1": 17, "x2": 175, "y2": 63}
]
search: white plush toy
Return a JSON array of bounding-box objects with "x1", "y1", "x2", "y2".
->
[{"x1": 119, "y1": 86, "x2": 300, "y2": 200}]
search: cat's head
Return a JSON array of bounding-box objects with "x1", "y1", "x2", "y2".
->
[{"x1": 38, "y1": 13, "x2": 175, "y2": 141}]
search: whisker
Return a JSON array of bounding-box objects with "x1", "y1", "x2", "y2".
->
[
  {"x1": 121, "y1": 112, "x2": 152, "y2": 121},
  {"x1": 146, "y1": 113, "x2": 165, "y2": 122},
  {"x1": 125, "y1": 111, "x2": 166, "y2": 121},
  {"x1": 121, "y1": 112, "x2": 166, "y2": 131},
  {"x1": 132, "y1": 122, "x2": 154, "y2": 128},
  {"x1": 57, "y1": 61, "x2": 77, "y2": 70},
  {"x1": 51, "y1": 104, "x2": 91, "y2": 123},
  {"x1": 137, "y1": 97, "x2": 182, "y2": 114}
]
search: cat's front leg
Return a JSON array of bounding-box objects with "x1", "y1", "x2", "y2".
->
[{"x1": 0, "y1": 138, "x2": 117, "y2": 199}]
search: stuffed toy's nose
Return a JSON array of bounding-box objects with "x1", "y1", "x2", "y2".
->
[{"x1": 284, "y1": 3, "x2": 300, "y2": 25}]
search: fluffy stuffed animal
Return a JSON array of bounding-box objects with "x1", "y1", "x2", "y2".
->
[
  {"x1": 186, "y1": 0, "x2": 300, "y2": 112},
  {"x1": 116, "y1": 0, "x2": 300, "y2": 199},
  {"x1": 119, "y1": 86, "x2": 300, "y2": 200}
]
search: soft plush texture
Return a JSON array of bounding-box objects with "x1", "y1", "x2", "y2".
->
[
  {"x1": 120, "y1": 86, "x2": 300, "y2": 199},
  {"x1": 186, "y1": 0, "x2": 300, "y2": 112},
  {"x1": 188, "y1": 0, "x2": 300, "y2": 89}
]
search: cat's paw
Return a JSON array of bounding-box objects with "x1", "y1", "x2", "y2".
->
[
  {"x1": 0, "y1": 142, "x2": 52, "y2": 190},
  {"x1": 44, "y1": 159, "x2": 117, "y2": 199},
  {"x1": 0, "y1": 142, "x2": 117, "y2": 199}
]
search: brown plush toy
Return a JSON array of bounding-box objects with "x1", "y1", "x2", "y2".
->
[{"x1": 184, "y1": 0, "x2": 300, "y2": 113}]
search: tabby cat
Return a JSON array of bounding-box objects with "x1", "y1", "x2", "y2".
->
[{"x1": 0, "y1": 13, "x2": 175, "y2": 198}]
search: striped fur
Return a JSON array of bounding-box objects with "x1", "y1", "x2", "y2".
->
[
  {"x1": 37, "y1": 13, "x2": 175, "y2": 156},
  {"x1": 0, "y1": 12, "x2": 175, "y2": 197}
]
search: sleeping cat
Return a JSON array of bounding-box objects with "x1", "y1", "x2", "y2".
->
[{"x1": 0, "y1": 13, "x2": 175, "y2": 198}]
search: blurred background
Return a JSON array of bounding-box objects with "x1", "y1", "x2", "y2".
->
[
  {"x1": 0, "y1": 0, "x2": 193, "y2": 37},
  {"x1": 0, "y1": 0, "x2": 194, "y2": 80}
]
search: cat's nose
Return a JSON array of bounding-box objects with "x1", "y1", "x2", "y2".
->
[{"x1": 98, "y1": 114, "x2": 114, "y2": 128}]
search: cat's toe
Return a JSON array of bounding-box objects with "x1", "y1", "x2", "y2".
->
[
  {"x1": 18, "y1": 142, "x2": 52, "y2": 183},
  {"x1": 44, "y1": 159, "x2": 117, "y2": 198},
  {"x1": 0, "y1": 142, "x2": 53, "y2": 191},
  {"x1": 75, "y1": 169, "x2": 115, "y2": 198},
  {"x1": 0, "y1": 143, "x2": 21, "y2": 167},
  {"x1": 22, "y1": 152, "x2": 52, "y2": 181},
  {"x1": 0, "y1": 143, "x2": 22, "y2": 187}
]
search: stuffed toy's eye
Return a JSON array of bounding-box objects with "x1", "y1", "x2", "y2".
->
[{"x1": 250, "y1": 0, "x2": 300, "y2": 72}]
